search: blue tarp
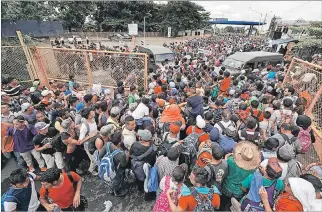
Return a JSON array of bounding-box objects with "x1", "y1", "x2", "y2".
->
[{"x1": 1, "y1": 20, "x2": 64, "y2": 37}]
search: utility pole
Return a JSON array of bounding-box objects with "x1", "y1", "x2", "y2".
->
[
  {"x1": 262, "y1": 13, "x2": 267, "y2": 33},
  {"x1": 144, "y1": 16, "x2": 146, "y2": 46}
]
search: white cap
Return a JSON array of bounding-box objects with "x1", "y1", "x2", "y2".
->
[
  {"x1": 30, "y1": 87, "x2": 35, "y2": 93},
  {"x1": 196, "y1": 115, "x2": 206, "y2": 129},
  {"x1": 41, "y1": 90, "x2": 50, "y2": 97}
]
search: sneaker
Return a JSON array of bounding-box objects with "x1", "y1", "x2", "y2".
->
[
  {"x1": 28, "y1": 166, "x2": 35, "y2": 172},
  {"x1": 113, "y1": 188, "x2": 128, "y2": 197},
  {"x1": 91, "y1": 170, "x2": 99, "y2": 176},
  {"x1": 41, "y1": 167, "x2": 47, "y2": 172}
]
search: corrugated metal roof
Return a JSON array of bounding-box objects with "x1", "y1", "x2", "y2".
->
[{"x1": 227, "y1": 51, "x2": 283, "y2": 62}]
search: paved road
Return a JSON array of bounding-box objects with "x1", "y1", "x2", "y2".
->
[{"x1": 1, "y1": 159, "x2": 155, "y2": 211}]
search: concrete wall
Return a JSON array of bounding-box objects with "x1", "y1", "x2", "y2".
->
[{"x1": 61, "y1": 31, "x2": 163, "y2": 39}]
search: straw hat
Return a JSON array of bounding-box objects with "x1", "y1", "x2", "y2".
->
[{"x1": 233, "y1": 141, "x2": 261, "y2": 170}]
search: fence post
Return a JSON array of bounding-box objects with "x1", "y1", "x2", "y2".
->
[
  {"x1": 16, "y1": 31, "x2": 37, "y2": 80},
  {"x1": 84, "y1": 51, "x2": 94, "y2": 86},
  {"x1": 35, "y1": 48, "x2": 50, "y2": 88},
  {"x1": 144, "y1": 54, "x2": 148, "y2": 91},
  {"x1": 283, "y1": 57, "x2": 295, "y2": 84}
]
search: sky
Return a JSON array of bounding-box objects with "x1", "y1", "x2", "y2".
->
[{"x1": 195, "y1": 1, "x2": 322, "y2": 23}]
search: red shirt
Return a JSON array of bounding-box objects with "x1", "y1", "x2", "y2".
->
[{"x1": 40, "y1": 172, "x2": 81, "y2": 209}]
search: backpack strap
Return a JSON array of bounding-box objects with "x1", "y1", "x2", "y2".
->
[
  {"x1": 217, "y1": 122, "x2": 226, "y2": 135},
  {"x1": 66, "y1": 171, "x2": 77, "y2": 191},
  {"x1": 84, "y1": 121, "x2": 90, "y2": 136},
  {"x1": 280, "y1": 133, "x2": 291, "y2": 145},
  {"x1": 133, "y1": 145, "x2": 154, "y2": 161}
]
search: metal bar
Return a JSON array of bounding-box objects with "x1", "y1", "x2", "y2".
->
[
  {"x1": 36, "y1": 46, "x2": 147, "y2": 56},
  {"x1": 144, "y1": 54, "x2": 148, "y2": 91},
  {"x1": 283, "y1": 57, "x2": 295, "y2": 84},
  {"x1": 16, "y1": 31, "x2": 37, "y2": 81},
  {"x1": 47, "y1": 77, "x2": 117, "y2": 89},
  {"x1": 293, "y1": 57, "x2": 322, "y2": 70},
  {"x1": 83, "y1": 51, "x2": 94, "y2": 86}
]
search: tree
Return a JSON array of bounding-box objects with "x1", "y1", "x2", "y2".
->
[
  {"x1": 224, "y1": 26, "x2": 234, "y2": 33},
  {"x1": 1, "y1": 1, "x2": 53, "y2": 20},
  {"x1": 159, "y1": 2, "x2": 210, "y2": 36},
  {"x1": 48, "y1": 1, "x2": 95, "y2": 31}
]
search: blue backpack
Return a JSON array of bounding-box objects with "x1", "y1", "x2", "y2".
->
[
  {"x1": 98, "y1": 142, "x2": 121, "y2": 182},
  {"x1": 1, "y1": 191, "x2": 19, "y2": 211},
  {"x1": 148, "y1": 164, "x2": 159, "y2": 192}
]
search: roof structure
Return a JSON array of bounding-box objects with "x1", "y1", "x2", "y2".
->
[
  {"x1": 138, "y1": 45, "x2": 173, "y2": 54},
  {"x1": 227, "y1": 51, "x2": 283, "y2": 62},
  {"x1": 208, "y1": 20, "x2": 265, "y2": 25}
]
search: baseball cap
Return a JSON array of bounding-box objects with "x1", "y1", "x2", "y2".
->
[
  {"x1": 16, "y1": 115, "x2": 26, "y2": 123},
  {"x1": 41, "y1": 90, "x2": 50, "y2": 97},
  {"x1": 138, "y1": 129, "x2": 152, "y2": 141},
  {"x1": 110, "y1": 107, "x2": 121, "y2": 116},
  {"x1": 35, "y1": 122, "x2": 50, "y2": 131},
  {"x1": 76, "y1": 102, "x2": 85, "y2": 113},
  {"x1": 21, "y1": 103, "x2": 31, "y2": 112},
  {"x1": 61, "y1": 119, "x2": 72, "y2": 132},
  {"x1": 196, "y1": 115, "x2": 206, "y2": 129},
  {"x1": 100, "y1": 124, "x2": 116, "y2": 137},
  {"x1": 1, "y1": 92, "x2": 8, "y2": 97}
]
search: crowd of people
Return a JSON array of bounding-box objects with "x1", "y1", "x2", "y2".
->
[{"x1": 1, "y1": 34, "x2": 322, "y2": 212}]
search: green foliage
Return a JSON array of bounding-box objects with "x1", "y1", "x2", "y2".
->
[
  {"x1": 1, "y1": 1, "x2": 210, "y2": 36},
  {"x1": 224, "y1": 26, "x2": 234, "y2": 33}
]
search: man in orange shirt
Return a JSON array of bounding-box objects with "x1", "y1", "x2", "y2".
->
[
  {"x1": 247, "y1": 99, "x2": 264, "y2": 122},
  {"x1": 219, "y1": 71, "x2": 231, "y2": 96},
  {"x1": 40, "y1": 168, "x2": 84, "y2": 211},
  {"x1": 166, "y1": 166, "x2": 220, "y2": 211}
]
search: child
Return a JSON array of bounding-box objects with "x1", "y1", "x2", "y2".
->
[{"x1": 68, "y1": 74, "x2": 75, "y2": 92}]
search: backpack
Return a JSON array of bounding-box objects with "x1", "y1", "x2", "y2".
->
[
  {"x1": 51, "y1": 134, "x2": 66, "y2": 152},
  {"x1": 298, "y1": 126, "x2": 312, "y2": 153},
  {"x1": 217, "y1": 135, "x2": 237, "y2": 154},
  {"x1": 88, "y1": 134, "x2": 103, "y2": 155},
  {"x1": 131, "y1": 145, "x2": 156, "y2": 181},
  {"x1": 217, "y1": 122, "x2": 237, "y2": 138},
  {"x1": 278, "y1": 110, "x2": 294, "y2": 128},
  {"x1": 182, "y1": 127, "x2": 206, "y2": 164},
  {"x1": 241, "y1": 174, "x2": 278, "y2": 212},
  {"x1": 280, "y1": 134, "x2": 296, "y2": 158},
  {"x1": 157, "y1": 133, "x2": 178, "y2": 156},
  {"x1": 240, "y1": 130, "x2": 260, "y2": 144},
  {"x1": 98, "y1": 142, "x2": 121, "y2": 182},
  {"x1": 148, "y1": 164, "x2": 159, "y2": 192},
  {"x1": 213, "y1": 108, "x2": 223, "y2": 123},
  {"x1": 190, "y1": 187, "x2": 215, "y2": 212}
]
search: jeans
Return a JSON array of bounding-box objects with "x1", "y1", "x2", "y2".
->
[
  {"x1": 3, "y1": 151, "x2": 24, "y2": 168},
  {"x1": 84, "y1": 142, "x2": 96, "y2": 173},
  {"x1": 20, "y1": 149, "x2": 45, "y2": 168}
]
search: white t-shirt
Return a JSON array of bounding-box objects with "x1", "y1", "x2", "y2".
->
[
  {"x1": 132, "y1": 103, "x2": 149, "y2": 120},
  {"x1": 79, "y1": 120, "x2": 97, "y2": 140}
]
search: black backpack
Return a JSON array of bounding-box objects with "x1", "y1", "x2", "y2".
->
[
  {"x1": 157, "y1": 133, "x2": 178, "y2": 156},
  {"x1": 249, "y1": 109, "x2": 261, "y2": 131},
  {"x1": 240, "y1": 129, "x2": 260, "y2": 144},
  {"x1": 51, "y1": 134, "x2": 66, "y2": 152}
]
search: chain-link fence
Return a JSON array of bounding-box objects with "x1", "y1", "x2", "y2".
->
[
  {"x1": 284, "y1": 57, "x2": 322, "y2": 165},
  {"x1": 34, "y1": 47, "x2": 148, "y2": 89},
  {"x1": 1, "y1": 46, "x2": 34, "y2": 87}
]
